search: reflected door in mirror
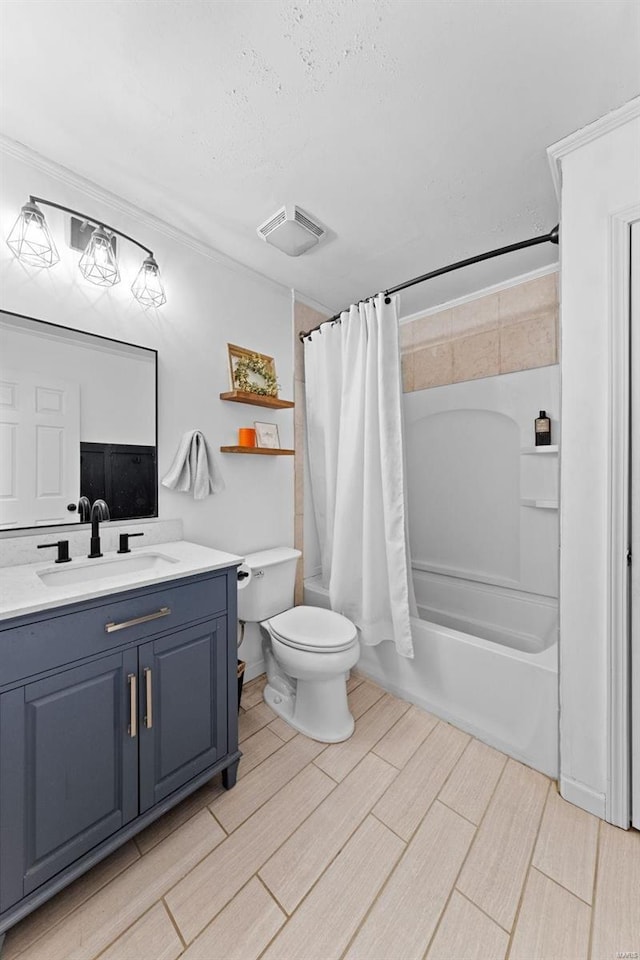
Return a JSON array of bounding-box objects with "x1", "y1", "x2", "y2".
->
[{"x1": 0, "y1": 371, "x2": 80, "y2": 529}]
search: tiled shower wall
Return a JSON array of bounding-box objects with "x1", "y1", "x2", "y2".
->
[
  {"x1": 400, "y1": 271, "x2": 558, "y2": 392},
  {"x1": 293, "y1": 271, "x2": 558, "y2": 601}
]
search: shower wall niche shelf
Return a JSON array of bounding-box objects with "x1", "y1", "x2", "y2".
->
[
  {"x1": 220, "y1": 446, "x2": 294, "y2": 456},
  {"x1": 219, "y1": 391, "x2": 294, "y2": 409},
  {"x1": 520, "y1": 445, "x2": 559, "y2": 455},
  {"x1": 521, "y1": 498, "x2": 559, "y2": 509}
]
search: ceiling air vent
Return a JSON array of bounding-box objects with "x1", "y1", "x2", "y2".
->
[{"x1": 257, "y1": 205, "x2": 325, "y2": 257}]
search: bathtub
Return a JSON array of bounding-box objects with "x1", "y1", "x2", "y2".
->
[{"x1": 303, "y1": 572, "x2": 558, "y2": 778}]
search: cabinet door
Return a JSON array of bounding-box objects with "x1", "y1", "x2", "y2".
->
[
  {"x1": 0, "y1": 649, "x2": 138, "y2": 907},
  {"x1": 138, "y1": 618, "x2": 227, "y2": 812}
]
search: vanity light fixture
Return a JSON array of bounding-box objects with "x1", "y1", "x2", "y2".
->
[
  {"x1": 6, "y1": 196, "x2": 167, "y2": 307},
  {"x1": 6, "y1": 199, "x2": 60, "y2": 268}
]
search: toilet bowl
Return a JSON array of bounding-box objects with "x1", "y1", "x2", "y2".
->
[
  {"x1": 238, "y1": 547, "x2": 359, "y2": 742},
  {"x1": 264, "y1": 606, "x2": 359, "y2": 742}
]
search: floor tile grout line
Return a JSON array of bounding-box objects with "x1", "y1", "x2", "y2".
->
[
  {"x1": 531, "y1": 863, "x2": 595, "y2": 908},
  {"x1": 208, "y1": 739, "x2": 330, "y2": 834},
  {"x1": 504, "y1": 778, "x2": 552, "y2": 960},
  {"x1": 5, "y1": 847, "x2": 143, "y2": 960},
  {"x1": 436, "y1": 796, "x2": 481, "y2": 830},
  {"x1": 166, "y1": 764, "x2": 341, "y2": 944},
  {"x1": 370, "y1": 705, "x2": 440, "y2": 770},
  {"x1": 91, "y1": 899, "x2": 170, "y2": 960},
  {"x1": 254, "y1": 870, "x2": 289, "y2": 918},
  {"x1": 372, "y1": 723, "x2": 471, "y2": 847},
  {"x1": 10, "y1": 844, "x2": 197, "y2": 960},
  {"x1": 162, "y1": 895, "x2": 188, "y2": 950},
  {"x1": 420, "y1": 754, "x2": 517, "y2": 960},
  {"x1": 587, "y1": 818, "x2": 602, "y2": 960},
  {"x1": 257, "y1": 753, "x2": 403, "y2": 917},
  {"x1": 338, "y1": 737, "x2": 496, "y2": 960},
  {"x1": 313, "y1": 696, "x2": 413, "y2": 783},
  {"x1": 454, "y1": 888, "x2": 512, "y2": 936}
]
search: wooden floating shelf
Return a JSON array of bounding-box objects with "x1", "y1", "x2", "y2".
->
[
  {"x1": 220, "y1": 446, "x2": 295, "y2": 456},
  {"x1": 219, "y1": 391, "x2": 294, "y2": 409}
]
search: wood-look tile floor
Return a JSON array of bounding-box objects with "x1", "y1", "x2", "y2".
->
[{"x1": 5, "y1": 674, "x2": 639, "y2": 960}]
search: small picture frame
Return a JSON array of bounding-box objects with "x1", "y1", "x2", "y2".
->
[
  {"x1": 254, "y1": 421, "x2": 281, "y2": 449},
  {"x1": 227, "y1": 343, "x2": 279, "y2": 398}
]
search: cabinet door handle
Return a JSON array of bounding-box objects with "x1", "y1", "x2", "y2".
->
[
  {"x1": 128, "y1": 673, "x2": 137, "y2": 738},
  {"x1": 144, "y1": 667, "x2": 153, "y2": 729},
  {"x1": 105, "y1": 607, "x2": 171, "y2": 633}
]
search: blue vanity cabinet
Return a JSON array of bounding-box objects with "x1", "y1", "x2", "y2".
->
[
  {"x1": 0, "y1": 565, "x2": 240, "y2": 940},
  {"x1": 138, "y1": 617, "x2": 228, "y2": 812},
  {"x1": 0, "y1": 649, "x2": 139, "y2": 907}
]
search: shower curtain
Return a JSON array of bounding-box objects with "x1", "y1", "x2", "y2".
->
[{"x1": 304, "y1": 294, "x2": 414, "y2": 658}]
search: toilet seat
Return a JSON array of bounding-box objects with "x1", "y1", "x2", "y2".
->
[{"x1": 268, "y1": 605, "x2": 357, "y2": 654}]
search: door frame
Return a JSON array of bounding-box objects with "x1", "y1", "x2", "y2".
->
[{"x1": 607, "y1": 204, "x2": 640, "y2": 827}]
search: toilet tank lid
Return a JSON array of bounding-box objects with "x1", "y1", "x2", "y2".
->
[{"x1": 243, "y1": 546, "x2": 302, "y2": 569}]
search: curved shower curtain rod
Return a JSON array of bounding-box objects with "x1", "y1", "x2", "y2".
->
[{"x1": 298, "y1": 224, "x2": 559, "y2": 341}]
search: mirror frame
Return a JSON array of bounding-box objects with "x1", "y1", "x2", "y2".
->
[{"x1": 0, "y1": 309, "x2": 159, "y2": 534}]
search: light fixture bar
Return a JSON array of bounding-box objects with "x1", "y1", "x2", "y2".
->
[{"x1": 29, "y1": 196, "x2": 154, "y2": 257}]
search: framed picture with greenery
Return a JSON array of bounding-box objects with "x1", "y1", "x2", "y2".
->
[{"x1": 227, "y1": 343, "x2": 279, "y2": 398}]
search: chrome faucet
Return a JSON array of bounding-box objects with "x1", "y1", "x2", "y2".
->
[{"x1": 88, "y1": 500, "x2": 110, "y2": 559}]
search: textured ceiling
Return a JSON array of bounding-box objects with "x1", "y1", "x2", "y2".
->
[{"x1": 1, "y1": 0, "x2": 639, "y2": 315}]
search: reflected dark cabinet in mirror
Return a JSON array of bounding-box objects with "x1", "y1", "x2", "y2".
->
[{"x1": 81, "y1": 443, "x2": 157, "y2": 521}]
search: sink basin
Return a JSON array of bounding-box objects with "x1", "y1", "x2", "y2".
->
[{"x1": 37, "y1": 553, "x2": 179, "y2": 587}]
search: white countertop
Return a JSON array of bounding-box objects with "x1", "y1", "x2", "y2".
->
[{"x1": 0, "y1": 540, "x2": 244, "y2": 622}]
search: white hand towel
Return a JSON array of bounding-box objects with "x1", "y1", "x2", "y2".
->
[{"x1": 162, "y1": 430, "x2": 225, "y2": 500}]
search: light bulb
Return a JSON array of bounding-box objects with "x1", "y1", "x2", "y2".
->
[
  {"x1": 6, "y1": 200, "x2": 60, "y2": 268},
  {"x1": 131, "y1": 255, "x2": 167, "y2": 307},
  {"x1": 78, "y1": 226, "x2": 120, "y2": 286}
]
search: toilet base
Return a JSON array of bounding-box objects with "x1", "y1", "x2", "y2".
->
[{"x1": 264, "y1": 676, "x2": 355, "y2": 743}]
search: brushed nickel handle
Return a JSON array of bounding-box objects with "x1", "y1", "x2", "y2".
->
[
  {"x1": 105, "y1": 607, "x2": 171, "y2": 633},
  {"x1": 144, "y1": 667, "x2": 153, "y2": 729},
  {"x1": 128, "y1": 673, "x2": 137, "y2": 738}
]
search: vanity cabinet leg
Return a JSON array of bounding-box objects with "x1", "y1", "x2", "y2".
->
[{"x1": 222, "y1": 759, "x2": 239, "y2": 790}]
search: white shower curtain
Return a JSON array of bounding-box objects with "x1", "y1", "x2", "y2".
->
[{"x1": 304, "y1": 294, "x2": 415, "y2": 658}]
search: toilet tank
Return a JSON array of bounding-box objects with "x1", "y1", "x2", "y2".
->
[{"x1": 237, "y1": 547, "x2": 302, "y2": 622}]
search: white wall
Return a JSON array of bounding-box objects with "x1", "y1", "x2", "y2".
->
[
  {"x1": 0, "y1": 143, "x2": 294, "y2": 676},
  {"x1": 1, "y1": 322, "x2": 155, "y2": 445},
  {"x1": 552, "y1": 102, "x2": 640, "y2": 817}
]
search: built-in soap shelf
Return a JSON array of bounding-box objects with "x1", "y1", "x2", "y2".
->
[
  {"x1": 520, "y1": 498, "x2": 559, "y2": 510},
  {"x1": 520, "y1": 445, "x2": 559, "y2": 455}
]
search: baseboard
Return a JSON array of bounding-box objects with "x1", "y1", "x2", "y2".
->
[
  {"x1": 559, "y1": 776, "x2": 606, "y2": 819},
  {"x1": 243, "y1": 659, "x2": 266, "y2": 684}
]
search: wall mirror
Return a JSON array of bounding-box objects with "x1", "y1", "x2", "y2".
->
[{"x1": 0, "y1": 310, "x2": 157, "y2": 531}]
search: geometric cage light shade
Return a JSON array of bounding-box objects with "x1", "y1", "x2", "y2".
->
[
  {"x1": 6, "y1": 200, "x2": 60, "y2": 268},
  {"x1": 78, "y1": 226, "x2": 120, "y2": 287},
  {"x1": 5, "y1": 196, "x2": 167, "y2": 307},
  {"x1": 131, "y1": 255, "x2": 167, "y2": 307}
]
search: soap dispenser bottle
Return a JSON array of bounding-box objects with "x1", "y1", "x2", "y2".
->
[{"x1": 535, "y1": 410, "x2": 551, "y2": 446}]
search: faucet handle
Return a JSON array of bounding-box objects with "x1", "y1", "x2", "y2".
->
[
  {"x1": 37, "y1": 540, "x2": 71, "y2": 564},
  {"x1": 117, "y1": 532, "x2": 144, "y2": 554}
]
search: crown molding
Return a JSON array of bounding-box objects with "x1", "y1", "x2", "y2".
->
[
  {"x1": 291, "y1": 288, "x2": 333, "y2": 318},
  {"x1": 0, "y1": 134, "x2": 291, "y2": 298},
  {"x1": 547, "y1": 95, "x2": 640, "y2": 201},
  {"x1": 398, "y1": 262, "x2": 559, "y2": 325}
]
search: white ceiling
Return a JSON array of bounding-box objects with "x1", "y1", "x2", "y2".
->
[{"x1": 1, "y1": 0, "x2": 639, "y2": 316}]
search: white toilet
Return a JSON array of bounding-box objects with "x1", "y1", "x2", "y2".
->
[{"x1": 238, "y1": 547, "x2": 359, "y2": 742}]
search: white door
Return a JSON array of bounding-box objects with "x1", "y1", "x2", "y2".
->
[
  {"x1": 631, "y1": 221, "x2": 640, "y2": 829},
  {"x1": 0, "y1": 370, "x2": 80, "y2": 529}
]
